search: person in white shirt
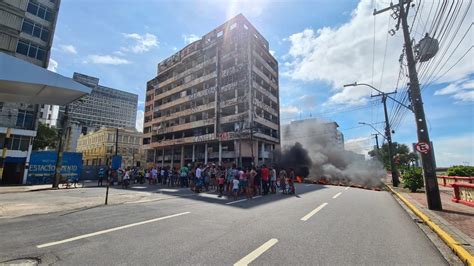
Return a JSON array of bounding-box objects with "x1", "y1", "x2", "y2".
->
[{"x1": 232, "y1": 176, "x2": 240, "y2": 200}]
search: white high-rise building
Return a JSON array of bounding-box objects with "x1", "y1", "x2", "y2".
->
[
  {"x1": 38, "y1": 104, "x2": 59, "y2": 127},
  {"x1": 59, "y1": 72, "x2": 138, "y2": 152}
]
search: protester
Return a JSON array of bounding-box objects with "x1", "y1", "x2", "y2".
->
[
  {"x1": 180, "y1": 164, "x2": 189, "y2": 187},
  {"x1": 261, "y1": 164, "x2": 270, "y2": 195},
  {"x1": 279, "y1": 168, "x2": 287, "y2": 193},
  {"x1": 232, "y1": 175, "x2": 240, "y2": 200},
  {"x1": 226, "y1": 165, "x2": 235, "y2": 195},
  {"x1": 218, "y1": 170, "x2": 225, "y2": 197},
  {"x1": 248, "y1": 167, "x2": 257, "y2": 199},
  {"x1": 254, "y1": 166, "x2": 262, "y2": 196},
  {"x1": 270, "y1": 166, "x2": 277, "y2": 194},
  {"x1": 151, "y1": 167, "x2": 158, "y2": 185}
]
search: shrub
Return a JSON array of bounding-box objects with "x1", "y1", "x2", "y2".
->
[
  {"x1": 402, "y1": 167, "x2": 424, "y2": 192},
  {"x1": 447, "y1": 165, "x2": 474, "y2": 177}
]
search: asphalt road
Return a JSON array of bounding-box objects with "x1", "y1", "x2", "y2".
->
[{"x1": 0, "y1": 184, "x2": 447, "y2": 265}]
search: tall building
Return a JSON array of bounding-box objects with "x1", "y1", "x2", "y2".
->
[
  {"x1": 282, "y1": 118, "x2": 345, "y2": 150},
  {"x1": 76, "y1": 127, "x2": 144, "y2": 168},
  {"x1": 60, "y1": 72, "x2": 138, "y2": 152},
  {"x1": 0, "y1": 0, "x2": 61, "y2": 184},
  {"x1": 38, "y1": 104, "x2": 59, "y2": 127},
  {"x1": 144, "y1": 14, "x2": 280, "y2": 167}
]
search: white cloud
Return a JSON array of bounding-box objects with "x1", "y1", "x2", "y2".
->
[
  {"x1": 86, "y1": 55, "x2": 130, "y2": 65},
  {"x1": 298, "y1": 94, "x2": 317, "y2": 109},
  {"x1": 269, "y1": 50, "x2": 276, "y2": 57},
  {"x1": 59, "y1": 44, "x2": 77, "y2": 54},
  {"x1": 283, "y1": 0, "x2": 474, "y2": 107},
  {"x1": 434, "y1": 79, "x2": 474, "y2": 102},
  {"x1": 121, "y1": 33, "x2": 159, "y2": 53},
  {"x1": 114, "y1": 50, "x2": 125, "y2": 56},
  {"x1": 182, "y1": 34, "x2": 200, "y2": 44},
  {"x1": 47, "y1": 58, "x2": 58, "y2": 72},
  {"x1": 345, "y1": 137, "x2": 372, "y2": 157},
  {"x1": 432, "y1": 134, "x2": 474, "y2": 167},
  {"x1": 136, "y1": 110, "x2": 144, "y2": 132},
  {"x1": 280, "y1": 106, "x2": 300, "y2": 118}
]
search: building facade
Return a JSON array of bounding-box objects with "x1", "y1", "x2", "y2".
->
[
  {"x1": 60, "y1": 72, "x2": 138, "y2": 152},
  {"x1": 281, "y1": 118, "x2": 345, "y2": 150},
  {"x1": 76, "y1": 128, "x2": 144, "y2": 168},
  {"x1": 38, "y1": 103, "x2": 58, "y2": 127},
  {"x1": 144, "y1": 14, "x2": 280, "y2": 168},
  {"x1": 0, "y1": 0, "x2": 60, "y2": 184}
]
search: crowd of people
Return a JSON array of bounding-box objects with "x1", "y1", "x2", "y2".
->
[
  {"x1": 97, "y1": 163, "x2": 298, "y2": 199},
  {"x1": 141, "y1": 163, "x2": 297, "y2": 198}
]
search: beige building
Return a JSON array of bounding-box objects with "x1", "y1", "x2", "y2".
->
[
  {"x1": 76, "y1": 128, "x2": 144, "y2": 168},
  {"x1": 144, "y1": 14, "x2": 280, "y2": 168}
]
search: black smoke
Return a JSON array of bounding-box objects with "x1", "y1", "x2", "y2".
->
[
  {"x1": 277, "y1": 119, "x2": 386, "y2": 187},
  {"x1": 274, "y1": 142, "x2": 312, "y2": 177}
]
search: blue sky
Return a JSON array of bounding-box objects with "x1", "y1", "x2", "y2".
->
[{"x1": 49, "y1": 0, "x2": 473, "y2": 166}]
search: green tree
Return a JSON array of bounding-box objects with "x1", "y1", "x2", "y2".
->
[
  {"x1": 447, "y1": 165, "x2": 474, "y2": 177},
  {"x1": 33, "y1": 122, "x2": 58, "y2": 151},
  {"x1": 368, "y1": 142, "x2": 418, "y2": 170}
]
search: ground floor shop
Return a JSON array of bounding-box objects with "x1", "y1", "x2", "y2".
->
[{"x1": 146, "y1": 139, "x2": 278, "y2": 168}]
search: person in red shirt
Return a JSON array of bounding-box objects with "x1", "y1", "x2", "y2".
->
[{"x1": 261, "y1": 164, "x2": 270, "y2": 195}]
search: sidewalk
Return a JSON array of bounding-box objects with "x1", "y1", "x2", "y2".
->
[
  {"x1": 0, "y1": 183, "x2": 178, "y2": 219},
  {"x1": 0, "y1": 184, "x2": 52, "y2": 194},
  {"x1": 388, "y1": 183, "x2": 474, "y2": 256}
]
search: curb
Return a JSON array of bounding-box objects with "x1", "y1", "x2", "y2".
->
[{"x1": 386, "y1": 185, "x2": 474, "y2": 265}]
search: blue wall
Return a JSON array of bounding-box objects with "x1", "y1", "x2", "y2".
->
[{"x1": 26, "y1": 151, "x2": 82, "y2": 184}]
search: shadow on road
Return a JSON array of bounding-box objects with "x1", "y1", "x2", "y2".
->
[{"x1": 108, "y1": 182, "x2": 330, "y2": 209}]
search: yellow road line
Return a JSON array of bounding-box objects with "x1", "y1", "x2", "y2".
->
[
  {"x1": 300, "y1": 202, "x2": 328, "y2": 221},
  {"x1": 386, "y1": 185, "x2": 474, "y2": 265},
  {"x1": 37, "y1": 212, "x2": 190, "y2": 248},
  {"x1": 234, "y1": 238, "x2": 278, "y2": 266}
]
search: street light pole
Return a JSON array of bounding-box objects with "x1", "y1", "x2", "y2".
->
[{"x1": 346, "y1": 82, "x2": 401, "y2": 186}]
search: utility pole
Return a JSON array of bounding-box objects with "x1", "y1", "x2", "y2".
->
[
  {"x1": 372, "y1": 133, "x2": 380, "y2": 151},
  {"x1": 380, "y1": 94, "x2": 399, "y2": 187},
  {"x1": 399, "y1": 0, "x2": 441, "y2": 210},
  {"x1": 374, "y1": 0, "x2": 442, "y2": 210},
  {"x1": 372, "y1": 133, "x2": 381, "y2": 160},
  {"x1": 346, "y1": 82, "x2": 401, "y2": 187},
  {"x1": 53, "y1": 105, "x2": 69, "y2": 188},
  {"x1": 105, "y1": 128, "x2": 118, "y2": 205}
]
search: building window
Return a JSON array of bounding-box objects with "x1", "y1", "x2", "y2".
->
[
  {"x1": 16, "y1": 39, "x2": 46, "y2": 61},
  {"x1": 16, "y1": 110, "x2": 35, "y2": 130},
  {"x1": 9, "y1": 135, "x2": 31, "y2": 151},
  {"x1": 27, "y1": 1, "x2": 53, "y2": 22}
]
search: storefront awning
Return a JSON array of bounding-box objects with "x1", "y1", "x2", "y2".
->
[{"x1": 0, "y1": 53, "x2": 91, "y2": 105}]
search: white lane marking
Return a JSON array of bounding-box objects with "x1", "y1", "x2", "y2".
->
[
  {"x1": 332, "y1": 192, "x2": 342, "y2": 199},
  {"x1": 37, "y1": 212, "x2": 190, "y2": 248},
  {"x1": 344, "y1": 187, "x2": 350, "y2": 191},
  {"x1": 234, "y1": 238, "x2": 278, "y2": 266},
  {"x1": 225, "y1": 196, "x2": 262, "y2": 205},
  {"x1": 300, "y1": 202, "x2": 328, "y2": 221},
  {"x1": 305, "y1": 184, "x2": 312, "y2": 187}
]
